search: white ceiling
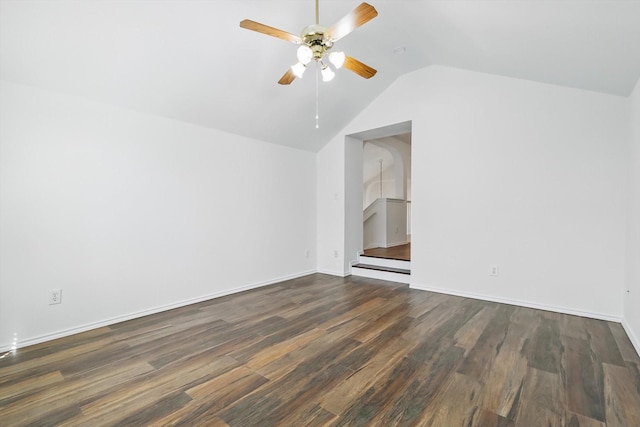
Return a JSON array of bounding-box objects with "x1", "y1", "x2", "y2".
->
[{"x1": 2, "y1": 1, "x2": 639, "y2": 152}]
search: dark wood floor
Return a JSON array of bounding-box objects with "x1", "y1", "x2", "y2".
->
[
  {"x1": 1, "y1": 274, "x2": 639, "y2": 426},
  {"x1": 363, "y1": 243, "x2": 411, "y2": 261}
]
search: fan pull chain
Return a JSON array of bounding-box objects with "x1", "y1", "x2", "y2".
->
[
  {"x1": 314, "y1": 0, "x2": 319, "y2": 128},
  {"x1": 315, "y1": 63, "x2": 319, "y2": 129}
]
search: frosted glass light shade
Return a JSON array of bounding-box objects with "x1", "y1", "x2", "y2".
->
[
  {"x1": 297, "y1": 45, "x2": 313, "y2": 65},
  {"x1": 321, "y1": 65, "x2": 335, "y2": 82},
  {"x1": 329, "y1": 51, "x2": 345, "y2": 69},
  {"x1": 291, "y1": 62, "x2": 306, "y2": 78}
]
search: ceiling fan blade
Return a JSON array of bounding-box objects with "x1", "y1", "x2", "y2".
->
[
  {"x1": 343, "y1": 55, "x2": 377, "y2": 79},
  {"x1": 240, "y1": 19, "x2": 302, "y2": 44},
  {"x1": 327, "y1": 3, "x2": 378, "y2": 42},
  {"x1": 278, "y1": 68, "x2": 296, "y2": 85}
]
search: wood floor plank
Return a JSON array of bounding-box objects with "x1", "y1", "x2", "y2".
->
[
  {"x1": 147, "y1": 401, "x2": 231, "y2": 427},
  {"x1": 418, "y1": 372, "x2": 482, "y2": 426},
  {"x1": 527, "y1": 316, "x2": 563, "y2": 374},
  {"x1": 219, "y1": 363, "x2": 352, "y2": 426},
  {"x1": 363, "y1": 243, "x2": 410, "y2": 261},
  {"x1": 1, "y1": 273, "x2": 640, "y2": 426},
  {"x1": 0, "y1": 370, "x2": 64, "y2": 403},
  {"x1": 566, "y1": 412, "x2": 606, "y2": 427},
  {"x1": 78, "y1": 355, "x2": 238, "y2": 424},
  {"x1": 513, "y1": 367, "x2": 567, "y2": 426},
  {"x1": 330, "y1": 355, "x2": 426, "y2": 427},
  {"x1": 563, "y1": 335, "x2": 606, "y2": 421},
  {"x1": 608, "y1": 322, "x2": 640, "y2": 363},
  {"x1": 457, "y1": 304, "x2": 515, "y2": 380},
  {"x1": 0, "y1": 326, "x2": 113, "y2": 371},
  {"x1": 317, "y1": 336, "x2": 412, "y2": 415},
  {"x1": 0, "y1": 360, "x2": 156, "y2": 426},
  {"x1": 277, "y1": 402, "x2": 337, "y2": 427},
  {"x1": 347, "y1": 301, "x2": 412, "y2": 343},
  {"x1": 115, "y1": 390, "x2": 193, "y2": 426},
  {"x1": 374, "y1": 345, "x2": 466, "y2": 426},
  {"x1": 338, "y1": 316, "x2": 415, "y2": 371},
  {"x1": 476, "y1": 306, "x2": 539, "y2": 419},
  {"x1": 0, "y1": 336, "x2": 119, "y2": 380},
  {"x1": 453, "y1": 306, "x2": 495, "y2": 353},
  {"x1": 244, "y1": 328, "x2": 326, "y2": 372},
  {"x1": 405, "y1": 290, "x2": 450, "y2": 319},
  {"x1": 474, "y1": 409, "x2": 515, "y2": 427},
  {"x1": 558, "y1": 313, "x2": 589, "y2": 341},
  {"x1": 186, "y1": 366, "x2": 269, "y2": 409},
  {"x1": 252, "y1": 330, "x2": 359, "y2": 381},
  {"x1": 585, "y1": 320, "x2": 626, "y2": 367},
  {"x1": 398, "y1": 297, "x2": 462, "y2": 344},
  {"x1": 475, "y1": 338, "x2": 528, "y2": 419},
  {"x1": 314, "y1": 296, "x2": 388, "y2": 330},
  {"x1": 603, "y1": 363, "x2": 640, "y2": 427},
  {"x1": 408, "y1": 298, "x2": 485, "y2": 365}
]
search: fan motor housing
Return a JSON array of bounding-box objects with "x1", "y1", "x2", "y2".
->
[{"x1": 301, "y1": 24, "x2": 333, "y2": 58}]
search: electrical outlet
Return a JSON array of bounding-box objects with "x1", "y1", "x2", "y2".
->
[
  {"x1": 490, "y1": 265, "x2": 499, "y2": 277},
  {"x1": 305, "y1": 249, "x2": 310, "y2": 258},
  {"x1": 49, "y1": 289, "x2": 62, "y2": 305},
  {"x1": 334, "y1": 250, "x2": 339, "y2": 258}
]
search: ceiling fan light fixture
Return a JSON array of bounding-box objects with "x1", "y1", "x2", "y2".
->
[
  {"x1": 297, "y1": 45, "x2": 313, "y2": 65},
  {"x1": 328, "y1": 51, "x2": 345, "y2": 69},
  {"x1": 291, "y1": 62, "x2": 306, "y2": 78},
  {"x1": 321, "y1": 64, "x2": 335, "y2": 82},
  {"x1": 240, "y1": 1, "x2": 378, "y2": 88}
]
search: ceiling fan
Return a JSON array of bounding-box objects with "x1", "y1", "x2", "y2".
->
[{"x1": 240, "y1": 1, "x2": 378, "y2": 85}]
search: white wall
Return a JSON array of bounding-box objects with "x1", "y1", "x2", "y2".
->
[
  {"x1": 344, "y1": 137, "x2": 364, "y2": 267},
  {"x1": 625, "y1": 78, "x2": 640, "y2": 352},
  {"x1": 316, "y1": 133, "x2": 346, "y2": 275},
  {"x1": 364, "y1": 175, "x2": 395, "y2": 208},
  {"x1": 363, "y1": 199, "x2": 409, "y2": 250},
  {"x1": 363, "y1": 200, "x2": 385, "y2": 250},
  {"x1": 385, "y1": 200, "x2": 408, "y2": 248},
  {"x1": 0, "y1": 80, "x2": 317, "y2": 351},
  {"x1": 318, "y1": 65, "x2": 628, "y2": 320}
]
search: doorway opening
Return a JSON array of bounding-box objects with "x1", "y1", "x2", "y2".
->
[{"x1": 344, "y1": 121, "x2": 412, "y2": 283}]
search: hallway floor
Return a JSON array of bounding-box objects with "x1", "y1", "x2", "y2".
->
[{"x1": 363, "y1": 243, "x2": 410, "y2": 261}]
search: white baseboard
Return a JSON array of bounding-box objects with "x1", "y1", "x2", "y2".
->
[
  {"x1": 7, "y1": 273, "x2": 633, "y2": 357},
  {"x1": 316, "y1": 268, "x2": 349, "y2": 277},
  {"x1": 382, "y1": 240, "x2": 409, "y2": 249},
  {"x1": 364, "y1": 241, "x2": 409, "y2": 250},
  {"x1": 622, "y1": 318, "x2": 640, "y2": 358},
  {"x1": 363, "y1": 243, "x2": 383, "y2": 250},
  {"x1": 410, "y1": 282, "x2": 622, "y2": 323},
  {"x1": 0, "y1": 270, "x2": 316, "y2": 353}
]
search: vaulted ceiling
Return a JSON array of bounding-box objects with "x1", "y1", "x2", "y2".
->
[{"x1": 1, "y1": 1, "x2": 639, "y2": 152}]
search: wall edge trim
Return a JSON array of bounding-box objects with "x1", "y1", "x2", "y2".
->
[
  {"x1": 622, "y1": 318, "x2": 640, "y2": 358},
  {"x1": 410, "y1": 282, "x2": 622, "y2": 323},
  {"x1": 316, "y1": 268, "x2": 349, "y2": 277}
]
